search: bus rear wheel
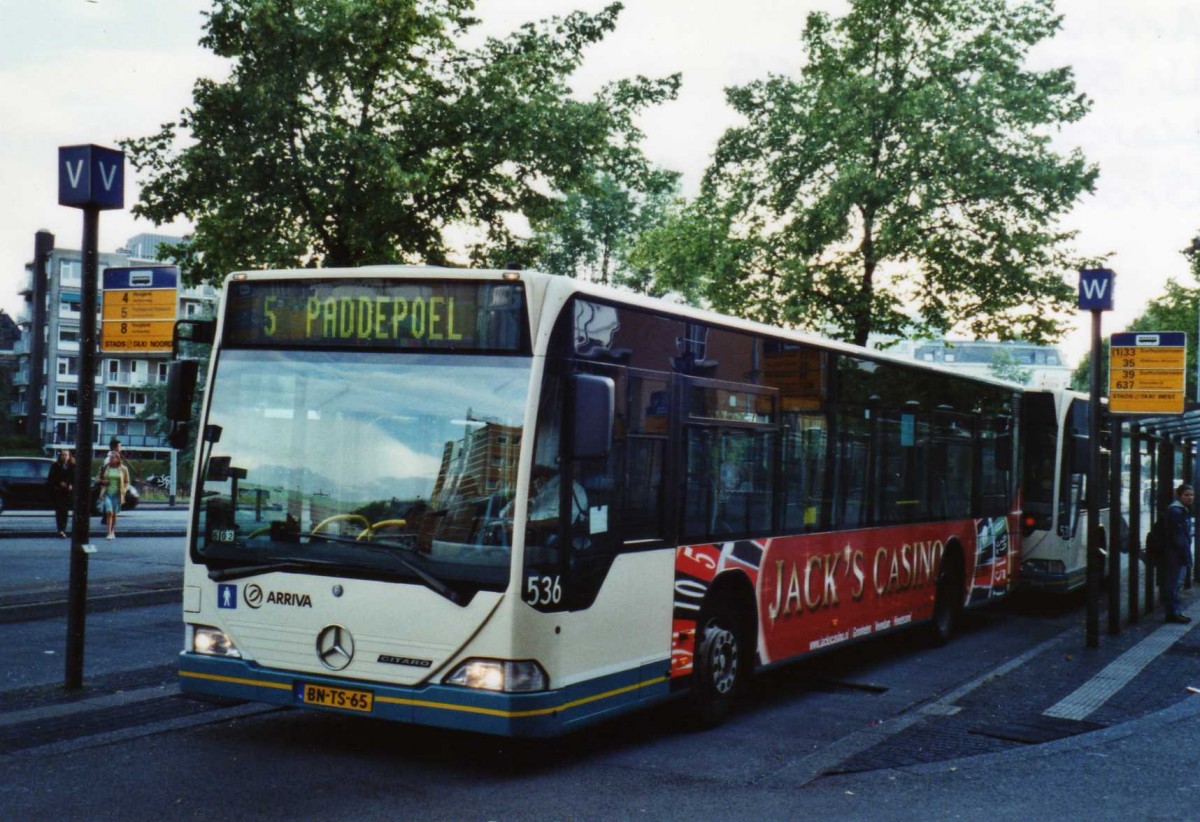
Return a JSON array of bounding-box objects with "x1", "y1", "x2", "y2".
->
[
  {"x1": 689, "y1": 604, "x2": 745, "y2": 728},
  {"x1": 931, "y1": 558, "x2": 963, "y2": 646}
]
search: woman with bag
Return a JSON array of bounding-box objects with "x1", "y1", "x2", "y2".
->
[{"x1": 97, "y1": 450, "x2": 129, "y2": 541}]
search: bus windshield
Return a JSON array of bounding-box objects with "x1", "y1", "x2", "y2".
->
[{"x1": 194, "y1": 349, "x2": 530, "y2": 590}]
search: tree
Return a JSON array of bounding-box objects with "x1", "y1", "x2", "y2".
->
[
  {"x1": 699, "y1": 0, "x2": 1097, "y2": 346},
  {"x1": 121, "y1": 1, "x2": 678, "y2": 285},
  {"x1": 988, "y1": 348, "x2": 1032, "y2": 385},
  {"x1": 507, "y1": 169, "x2": 678, "y2": 291},
  {"x1": 625, "y1": 196, "x2": 747, "y2": 306}
]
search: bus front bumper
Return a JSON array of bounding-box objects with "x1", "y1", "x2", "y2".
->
[
  {"x1": 179, "y1": 653, "x2": 671, "y2": 738},
  {"x1": 1018, "y1": 559, "x2": 1085, "y2": 593}
]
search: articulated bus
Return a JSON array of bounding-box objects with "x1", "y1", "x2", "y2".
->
[
  {"x1": 1018, "y1": 389, "x2": 1112, "y2": 593},
  {"x1": 169, "y1": 267, "x2": 1022, "y2": 736}
]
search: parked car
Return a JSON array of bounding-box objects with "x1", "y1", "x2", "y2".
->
[
  {"x1": 0, "y1": 456, "x2": 140, "y2": 516},
  {"x1": 0, "y1": 457, "x2": 56, "y2": 515}
]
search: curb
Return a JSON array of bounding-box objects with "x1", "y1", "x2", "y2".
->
[
  {"x1": 0, "y1": 574, "x2": 183, "y2": 624},
  {"x1": 0, "y1": 530, "x2": 186, "y2": 540}
]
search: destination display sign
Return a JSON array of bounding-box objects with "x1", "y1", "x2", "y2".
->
[
  {"x1": 101, "y1": 266, "x2": 179, "y2": 353},
  {"x1": 223, "y1": 279, "x2": 528, "y2": 352},
  {"x1": 1109, "y1": 331, "x2": 1186, "y2": 415}
]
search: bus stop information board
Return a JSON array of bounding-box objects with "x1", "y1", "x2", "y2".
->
[
  {"x1": 1108, "y1": 331, "x2": 1186, "y2": 414},
  {"x1": 101, "y1": 266, "x2": 179, "y2": 352}
]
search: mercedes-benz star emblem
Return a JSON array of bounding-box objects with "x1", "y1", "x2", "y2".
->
[{"x1": 316, "y1": 625, "x2": 355, "y2": 671}]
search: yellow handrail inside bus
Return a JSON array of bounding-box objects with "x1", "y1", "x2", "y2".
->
[
  {"x1": 312, "y1": 513, "x2": 370, "y2": 535},
  {"x1": 356, "y1": 519, "x2": 409, "y2": 541}
]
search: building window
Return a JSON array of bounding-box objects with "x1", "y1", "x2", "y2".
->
[
  {"x1": 60, "y1": 260, "x2": 81, "y2": 286},
  {"x1": 57, "y1": 357, "x2": 78, "y2": 376},
  {"x1": 56, "y1": 389, "x2": 78, "y2": 411},
  {"x1": 59, "y1": 329, "x2": 79, "y2": 344}
]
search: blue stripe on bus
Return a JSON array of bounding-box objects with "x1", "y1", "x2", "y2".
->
[{"x1": 178, "y1": 653, "x2": 673, "y2": 737}]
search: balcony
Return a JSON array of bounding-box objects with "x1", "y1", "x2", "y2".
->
[
  {"x1": 104, "y1": 404, "x2": 147, "y2": 419},
  {"x1": 103, "y1": 371, "x2": 155, "y2": 387}
]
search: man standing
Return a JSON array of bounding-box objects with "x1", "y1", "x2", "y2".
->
[
  {"x1": 48, "y1": 449, "x2": 74, "y2": 538},
  {"x1": 1164, "y1": 483, "x2": 1195, "y2": 624}
]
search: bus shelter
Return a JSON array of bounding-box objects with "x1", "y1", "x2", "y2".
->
[{"x1": 1109, "y1": 408, "x2": 1200, "y2": 629}]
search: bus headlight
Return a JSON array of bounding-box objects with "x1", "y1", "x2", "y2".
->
[
  {"x1": 443, "y1": 658, "x2": 548, "y2": 692},
  {"x1": 190, "y1": 625, "x2": 242, "y2": 658}
]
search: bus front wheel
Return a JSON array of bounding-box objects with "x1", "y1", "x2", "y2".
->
[{"x1": 689, "y1": 603, "x2": 745, "y2": 728}]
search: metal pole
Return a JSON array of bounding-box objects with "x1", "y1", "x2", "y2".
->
[
  {"x1": 1108, "y1": 417, "x2": 1122, "y2": 633},
  {"x1": 1086, "y1": 309, "x2": 1102, "y2": 647},
  {"x1": 1128, "y1": 422, "x2": 1141, "y2": 622},
  {"x1": 1147, "y1": 439, "x2": 1159, "y2": 614},
  {"x1": 65, "y1": 206, "x2": 99, "y2": 689}
]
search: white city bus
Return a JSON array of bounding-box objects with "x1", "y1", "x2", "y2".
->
[
  {"x1": 1018, "y1": 388, "x2": 1112, "y2": 592},
  {"x1": 170, "y1": 267, "x2": 1022, "y2": 736}
]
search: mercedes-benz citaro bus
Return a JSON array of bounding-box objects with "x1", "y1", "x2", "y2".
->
[{"x1": 167, "y1": 267, "x2": 1022, "y2": 737}]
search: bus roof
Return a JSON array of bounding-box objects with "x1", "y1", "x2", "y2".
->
[{"x1": 223, "y1": 265, "x2": 1026, "y2": 392}]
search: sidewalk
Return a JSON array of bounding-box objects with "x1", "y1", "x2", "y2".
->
[{"x1": 806, "y1": 589, "x2": 1200, "y2": 774}]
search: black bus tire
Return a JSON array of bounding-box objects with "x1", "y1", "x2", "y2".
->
[
  {"x1": 689, "y1": 600, "x2": 747, "y2": 728},
  {"x1": 931, "y1": 555, "x2": 963, "y2": 646}
]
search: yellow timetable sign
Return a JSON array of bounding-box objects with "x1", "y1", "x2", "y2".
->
[
  {"x1": 1108, "y1": 332, "x2": 1186, "y2": 415},
  {"x1": 1109, "y1": 346, "x2": 1186, "y2": 369},
  {"x1": 1110, "y1": 368, "x2": 1185, "y2": 392},
  {"x1": 1109, "y1": 391, "x2": 1185, "y2": 414},
  {"x1": 101, "y1": 319, "x2": 175, "y2": 352},
  {"x1": 102, "y1": 289, "x2": 176, "y2": 320}
]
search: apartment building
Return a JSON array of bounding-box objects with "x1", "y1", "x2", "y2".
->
[{"x1": 11, "y1": 232, "x2": 217, "y2": 457}]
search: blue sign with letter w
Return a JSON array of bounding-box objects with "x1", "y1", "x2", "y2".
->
[{"x1": 1079, "y1": 268, "x2": 1115, "y2": 311}]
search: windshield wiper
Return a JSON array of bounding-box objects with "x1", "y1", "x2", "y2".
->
[
  {"x1": 208, "y1": 559, "x2": 338, "y2": 582},
  {"x1": 302, "y1": 532, "x2": 465, "y2": 606}
]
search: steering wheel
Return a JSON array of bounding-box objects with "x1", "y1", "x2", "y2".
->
[
  {"x1": 356, "y1": 518, "x2": 408, "y2": 541},
  {"x1": 312, "y1": 513, "x2": 370, "y2": 535}
]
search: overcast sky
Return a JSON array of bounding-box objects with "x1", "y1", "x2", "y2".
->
[{"x1": 2, "y1": 0, "x2": 1198, "y2": 365}]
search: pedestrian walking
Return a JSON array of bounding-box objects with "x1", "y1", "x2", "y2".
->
[
  {"x1": 97, "y1": 450, "x2": 129, "y2": 541},
  {"x1": 48, "y1": 449, "x2": 73, "y2": 537},
  {"x1": 1162, "y1": 483, "x2": 1194, "y2": 624}
]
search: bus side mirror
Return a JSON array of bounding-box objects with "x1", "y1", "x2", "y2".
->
[
  {"x1": 167, "y1": 359, "x2": 199, "y2": 422},
  {"x1": 166, "y1": 359, "x2": 200, "y2": 450},
  {"x1": 569, "y1": 373, "x2": 614, "y2": 460},
  {"x1": 172, "y1": 318, "x2": 216, "y2": 357}
]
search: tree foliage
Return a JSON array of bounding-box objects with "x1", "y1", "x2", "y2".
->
[
  {"x1": 531, "y1": 170, "x2": 679, "y2": 289},
  {"x1": 121, "y1": 0, "x2": 678, "y2": 285},
  {"x1": 696, "y1": 0, "x2": 1097, "y2": 346}
]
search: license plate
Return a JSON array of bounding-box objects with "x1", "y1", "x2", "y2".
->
[{"x1": 297, "y1": 682, "x2": 374, "y2": 713}]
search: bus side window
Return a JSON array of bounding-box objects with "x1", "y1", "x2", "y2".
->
[
  {"x1": 624, "y1": 375, "x2": 668, "y2": 542},
  {"x1": 781, "y1": 414, "x2": 827, "y2": 532}
]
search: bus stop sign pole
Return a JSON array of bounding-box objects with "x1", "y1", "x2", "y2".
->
[
  {"x1": 59, "y1": 144, "x2": 124, "y2": 690},
  {"x1": 1080, "y1": 268, "x2": 1115, "y2": 649}
]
